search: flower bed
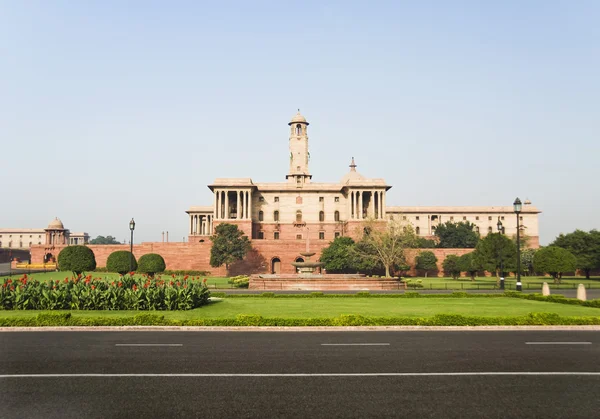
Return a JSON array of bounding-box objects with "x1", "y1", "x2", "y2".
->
[{"x1": 0, "y1": 274, "x2": 210, "y2": 310}]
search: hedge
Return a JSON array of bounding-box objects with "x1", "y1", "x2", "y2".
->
[
  {"x1": 208, "y1": 292, "x2": 508, "y2": 299},
  {"x1": 1, "y1": 312, "x2": 600, "y2": 327}
]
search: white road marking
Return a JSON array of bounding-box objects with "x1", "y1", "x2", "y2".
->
[
  {"x1": 525, "y1": 342, "x2": 592, "y2": 345},
  {"x1": 321, "y1": 343, "x2": 390, "y2": 346},
  {"x1": 2, "y1": 372, "x2": 600, "y2": 378},
  {"x1": 115, "y1": 344, "x2": 183, "y2": 347}
]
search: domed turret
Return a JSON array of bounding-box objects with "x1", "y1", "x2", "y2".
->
[
  {"x1": 47, "y1": 217, "x2": 64, "y2": 229},
  {"x1": 341, "y1": 157, "x2": 365, "y2": 184}
]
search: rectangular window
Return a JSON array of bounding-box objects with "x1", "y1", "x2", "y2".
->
[
  {"x1": 334, "y1": 197, "x2": 340, "y2": 202},
  {"x1": 402, "y1": 216, "x2": 406, "y2": 220},
  {"x1": 258, "y1": 231, "x2": 264, "y2": 239},
  {"x1": 416, "y1": 216, "x2": 420, "y2": 221},
  {"x1": 501, "y1": 216, "x2": 505, "y2": 220},
  {"x1": 274, "y1": 232, "x2": 279, "y2": 240},
  {"x1": 319, "y1": 232, "x2": 325, "y2": 240},
  {"x1": 488, "y1": 216, "x2": 492, "y2": 221},
  {"x1": 450, "y1": 217, "x2": 454, "y2": 221},
  {"x1": 319, "y1": 197, "x2": 324, "y2": 202},
  {"x1": 334, "y1": 232, "x2": 341, "y2": 238},
  {"x1": 520, "y1": 216, "x2": 523, "y2": 221},
  {"x1": 476, "y1": 216, "x2": 479, "y2": 221},
  {"x1": 274, "y1": 197, "x2": 279, "y2": 202},
  {"x1": 463, "y1": 216, "x2": 467, "y2": 221},
  {"x1": 296, "y1": 234, "x2": 302, "y2": 240}
]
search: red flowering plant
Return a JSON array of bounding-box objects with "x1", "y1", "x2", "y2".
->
[{"x1": 0, "y1": 273, "x2": 210, "y2": 311}]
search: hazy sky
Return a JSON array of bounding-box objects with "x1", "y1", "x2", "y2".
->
[{"x1": 1, "y1": 1, "x2": 598, "y2": 245}]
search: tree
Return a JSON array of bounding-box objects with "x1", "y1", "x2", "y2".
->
[
  {"x1": 57, "y1": 245, "x2": 97, "y2": 276},
  {"x1": 533, "y1": 246, "x2": 577, "y2": 283},
  {"x1": 472, "y1": 233, "x2": 517, "y2": 277},
  {"x1": 89, "y1": 235, "x2": 121, "y2": 245},
  {"x1": 320, "y1": 237, "x2": 359, "y2": 273},
  {"x1": 210, "y1": 223, "x2": 251, "y2": 271},
  {"x1": 520, "y1": 248, "x2": 537, "y2": 276},
  {"x1": 434, "y1": 221, "x2": 480, "y2": 248},
  {"x1": 415, "y1": 251, "x2": 438, "y2": 277},
  {"x1": 354, "y1": 219, "x2": 418, "y2": 278},
  {"x1": 442, "y1": 254, "x2": 462, "y2": 279},
  {"x1": 416, "y1": 237, "x2": 437, "y2": 248},
  {"x1": 137, "y1": 253, "x2": 166, "y2": 277},
  {"x1": 458, "y1": 252, "x2": 483, "y2": 281},
  {"x1": 106, "y1": 250, "x2": 137, "y2": 275},
  {"x1": 550, "y1": 230, "x2": 600, "y2": 279}
]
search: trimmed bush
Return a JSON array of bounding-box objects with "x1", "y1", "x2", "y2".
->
[
  {"x1": 228, "y1": 275, "x2": 250, "y2": 288},
  {"x1": 106, "y1": 251, "x2": 137, "y2": 274},
  {"x1": 57, "y1": 246, "x2": 97, "y2": 276},
  {"x1": 137, "y1": 254, "x2": 166, "y2": 277}
]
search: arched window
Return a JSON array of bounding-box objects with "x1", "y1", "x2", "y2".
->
[
  {"x1": 334, "y1": 211, "x2": 340, "y2": 222},
  {"x1": 258, "y1": 211, "x2": 264, "y2": 221},
  {"x1": 296, "y1": 210, "x2": 302, "y2": 223},
  {"x1": 296, "y1": 124, "x2": 302, "y2": 136},
  {"x1": 416, "y1": 227, "x2": 420, "y2": 235},
  {"x1": 319, "y1": 211, "x2": 325, "y2": 222},
  {"x1": 488, "y1": 226, "x2": 492, "y2": 233},
  {"x1": 274, "y1": 211, "x2": 279, "y2": 222}
]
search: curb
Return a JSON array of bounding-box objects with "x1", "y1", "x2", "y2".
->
[{"x1": 2, "y1": 325, "x2": 600, "y2": 332}]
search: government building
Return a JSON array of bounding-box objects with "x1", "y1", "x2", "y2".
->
[
  {"x1": 185, "y1": 111, "x2": 540, "y2": 273},
  {"x1": 28, "y1": 111, "x2": 540, "y2": 275}
]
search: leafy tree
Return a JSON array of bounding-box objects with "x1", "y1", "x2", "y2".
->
[
  {"x1": 416, "y1": 237, "x2": 437, "y2": 248},
  {"x1": 442, "y1": 254, "x2": 462, "y2": 279},
  {"x1": 533, "y1": 246, "x2": 577, "y2": 283},
  {"x1": 550, "y1": 230, "x2": 600, "y2": 279},
  {"x1": 106, "y1": 250, "x2": 137, "y2": 275},
  {"x1": 520, "y1": 248, "x2": 537, "y2": 276},
  {"x1": 434, "y1": 221, "x2": 480, "y2": 248},
  {"x1": 351, "y1": 239, "x2": 386, "y2": 275},
  {"x1": 89, "y1": 235, "x2": 121, "y2": 245},
  {"x1": 415, "y1": 251, "x2": 438, "y2": 277},
  {"x1": 137, "y1": 253, "x2": 166, "y2": 277},
  {"x1": 210, "y1": 223, "x2": 251, "y2": 271},
  {"x1": 472, "y1": 233, "x2": 517, "y2": 277},
  {"x1": 320, "y1": 237, "x2": 359, "y2": 273},
  {"x1": 57, "y1": 245, "x2": 97, "y2": 276},
  {"x1": 354, "y1": 219, "x2": 418, "y2": 278},
  {"x1": 458, "y1": 252, "x2": 483, "y2": 281}
]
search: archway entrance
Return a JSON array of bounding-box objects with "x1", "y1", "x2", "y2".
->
[
  {"x1": 271, "y1": 258, "x2": 281, "y2": 274},
  {"x1": 44, "y1": 253, "x2": 54, "y2": 263}
]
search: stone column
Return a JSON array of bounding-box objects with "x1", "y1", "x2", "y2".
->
[
  {"x1": 237, "y1": 190, "x2": 242, "y2": 219},
  {"x1": 380, "y1": 191, "x2": 384, "y2": 219},
  {"x1": 189, "y1": 215, "x2": 193, "y2": 234},
  {"x1": 214, "y1": 190, "x2": 219, "y2": 220},
  {"x1": 369, "y1": 191, "x2": 375, "y2": 218},
  {"x1": 224, "y1": 191, "x2": 229, "y2": 220},
  {"x1": 348, "y1": 191, "x2": 352, "y2": 219},
  {"x1": 358, "y1": 191, "x2": 363, "y2": 219}
]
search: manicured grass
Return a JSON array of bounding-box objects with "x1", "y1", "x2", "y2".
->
[{"x1": 2, "y1": 297, "x2": 600, "y2": 320}]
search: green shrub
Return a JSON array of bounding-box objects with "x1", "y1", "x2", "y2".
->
[
  {"x1": 228, "y1": 275, "x2": 250, "y2": 288},
  {"x1": 57, "y1": 246, "x2": 97, "y2": 276},
  {"x1": 137, "y1": 254, "x2": 166, "y2": 277},
  {"x1": 163, "y1": 270, "x2": 212, "y2": 276},
  {"x1": 106, "y1": 251, "x2": 137, "y2": 274}
]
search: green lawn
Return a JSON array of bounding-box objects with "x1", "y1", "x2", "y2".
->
[{"x1": 2, "y1": 297, "x2": 600, "y2": 320}]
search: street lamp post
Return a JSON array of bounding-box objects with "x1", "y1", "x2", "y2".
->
[
  {"x1": 129, "y1": 218, "x2": 135, "y2": 273},
  {"x1": 514, "y1": 198, "x2": 522, "y2": 291},
  {"x1": 497, "y1": 218, "x2": 504, "y2": 290}
]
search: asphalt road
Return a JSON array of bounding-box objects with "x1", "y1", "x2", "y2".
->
[{"x1": 1, "y1": 331, "x2": 600, "y2": 418}]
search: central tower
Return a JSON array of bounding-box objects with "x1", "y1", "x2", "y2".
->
[{"x1": 286, "y1": 110, "x2": 311, "y2": 186}]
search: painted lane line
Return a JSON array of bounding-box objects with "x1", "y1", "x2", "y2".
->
[
  {"x1": 321, "y1": 343, "x2": 390, "y2": 346},
  {"x1": 525, "y1": 342, "x2": 592, "y2": 345},
  {"x1": 3, "y1": 372, "x2": 600, "y2": 379},
  {"x1": 115, "y1": 344, "x2": 183, "y2": 347}
]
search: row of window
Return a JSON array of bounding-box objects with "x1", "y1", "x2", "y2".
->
[
  {"x1": 258, "y1": 196, "x2": 341, "y2": 203},
  {"x1": 257, "y1": 231, "x2": 342, "y2": 240},
  {"x1": 0, "y1": 242, "x2": 41, "y2": 247},
  {"x1": 394, "y1": 215, "x2": 524, "y2": 222},
  {"x1": 258, "y1": 210, "x2": 341, "y2": 222},
  {"x1": 0, "y1": 234, "x2": 42, "y2": 239}
]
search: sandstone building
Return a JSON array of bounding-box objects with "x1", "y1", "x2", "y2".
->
[{"x1": 186, "y1": 111, "x2": 540, "y2": 273}]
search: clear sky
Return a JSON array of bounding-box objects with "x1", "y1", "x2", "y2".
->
[{"x1": 1, "y1": 1, "x2": 598, "y2": 245}]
